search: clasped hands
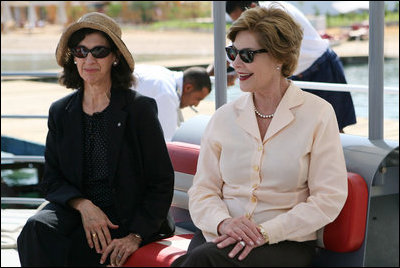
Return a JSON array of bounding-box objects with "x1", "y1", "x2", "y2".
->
[
  {"x1": 214, "y1": 216, "x2": 266, "y2": 261},
  {"x1": 72, "y1": 199, "x2": 140, "y2": 267}
]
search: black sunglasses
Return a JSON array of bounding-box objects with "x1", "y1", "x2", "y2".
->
[
  {"x1": 71, "y1": 46, "x2": 112, "y2": 59},
  {"x1": 225, "y1": 46, "x2": 268, "y2": 63}
]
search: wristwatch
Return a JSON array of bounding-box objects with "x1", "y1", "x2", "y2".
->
[
  {"x1": 258, "y1": 225, "x2": 269, "y2": 244},
  {"x1": 131, "y1": 233, "x2": 142, "y2": 243}
]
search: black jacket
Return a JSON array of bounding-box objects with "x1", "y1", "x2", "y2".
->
[{"x1": 42, "y1": 88, "x2": 175, "y2": 244}]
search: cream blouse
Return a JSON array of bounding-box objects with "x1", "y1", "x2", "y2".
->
[{"x1": 188, "y1": 83, "x2": 348, "y2": 244}]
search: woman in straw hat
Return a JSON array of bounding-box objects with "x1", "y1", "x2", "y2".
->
[{"x1": 17, "y1": 12, "x2": 175, "y2": 266}]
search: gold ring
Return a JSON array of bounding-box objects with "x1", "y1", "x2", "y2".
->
[
  {"x1": 239, "y1": 241, "x2": 245, "y2": 247},
  {"x1": 92, "y1": 233, "x2": 97, "y2": 238}
]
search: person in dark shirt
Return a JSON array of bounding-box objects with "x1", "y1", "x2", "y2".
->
[{"x1": 17, "y1": 12, "x2": 175, "y2": 267}]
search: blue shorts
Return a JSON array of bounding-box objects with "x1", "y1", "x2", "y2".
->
[{"x1": 290, "y1": 49, "x2": 357, "y2": 130}]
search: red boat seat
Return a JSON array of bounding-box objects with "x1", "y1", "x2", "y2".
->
[
  {"x1": 123, "y1": 142, "x2": 368, "y2": 266},
  {"x1": 166, "y1": 141, "x2": 200, "y2": 175},
  {"x1": 319, "y1": 172, "x2": 368, "y2": 252},
  {"x1": 123, "y1": 234, "x2": 193, "y2": 267}
]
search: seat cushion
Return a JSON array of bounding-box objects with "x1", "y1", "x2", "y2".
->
[
  {"x1": 122, "y1": 234, "x2": 193, "y2": 267},
  {"x1": 166, "y1": 141, "x2": 200, "y2": 175},
  {"x1": 322, "y1": 172, "x2": 368, "y2": 252}
]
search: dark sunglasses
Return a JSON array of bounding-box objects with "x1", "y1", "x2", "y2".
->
[
  {"x1": 225, "y1": 46, "x2": 268, "y2": 63},
  {"x1": 71, "y1": 46, "x2": 112, "y2": 59}
]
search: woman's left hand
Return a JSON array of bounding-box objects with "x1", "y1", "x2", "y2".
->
[
  {"x1": 217, "y1": 216, "x2": 264, "y2": 247},
  {"x1": 213, "y1": 233, "x2": 266, "y2": 261},
  {"x1": 100, "y1": 233, "x2": 141, "y2": 267}
]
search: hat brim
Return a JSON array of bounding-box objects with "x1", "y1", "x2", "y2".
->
[{"x1": 56, "y1": 20, "x2": 134, "y2": 72}]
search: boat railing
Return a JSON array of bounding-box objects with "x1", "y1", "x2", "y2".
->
[
  {"x1": 1, "y1": 71, "x2": 399, "y2": 94},
  {"x1": 1, "y1": 197, "x2": 46, "y2": 206},
  {"x1": 1, "y1": 155, "x2": 45, "y2": 163},
  {"x1": 1, "y1": 71, "x2": 61, "y2": 78},
  {"x1": 1, "y1": 115, "x2": 48, "y2": 119},
  {"x1": 1, "y1": 71, "x2": 398, "y2": 146}
]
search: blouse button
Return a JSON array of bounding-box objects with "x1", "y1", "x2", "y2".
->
[
  {"x1": 251, "y1": 195, "x2": 257, "y2": 203},
  {"x1": 258, "y1": 145, "x2": 263, "y2": 151},
  {"x1": 252, "y1": 183, "x2": 259, "y2": 189},
  {"x1": 253, "y1": 165, "x2": 259, "y2": 172}
]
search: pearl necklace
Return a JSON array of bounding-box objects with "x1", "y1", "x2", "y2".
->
[{"x1": 254, "y1": 106, "x2": 274, "y2": 119}]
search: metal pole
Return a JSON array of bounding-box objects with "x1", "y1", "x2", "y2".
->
[
  {"x1": 213, "y1": 1, "x2": 227, "y2": 109},
  {"x1": 368, "y1": 1, "x2": 385, "y2": 140}
]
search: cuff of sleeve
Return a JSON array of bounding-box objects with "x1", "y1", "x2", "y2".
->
[
  {"x1": 210, "y1": 214, "x2": 231, "y2": 237},
  {"x1": 258, "y1": 225, "x2": 269, "y2": 243},
  {"x1": 261, "y1": 220, "x2": 284, "y2": 244}
]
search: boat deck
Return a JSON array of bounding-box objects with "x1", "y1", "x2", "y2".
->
[{"x1": 1, "y1": 208, "x2": 37, "y2": 267}]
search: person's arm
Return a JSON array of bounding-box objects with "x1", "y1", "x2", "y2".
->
[
  {"x1": 154, "y1": 93, "x2": 179, "y2": 141},
  {"x1": 126, "y1": 96, "x2": 175, "y2": 243},
  {"x1": 260, "y1": 104, "x2": 348, "y2": 244},
  {"x1": 41, "y1": 102, "x2": 84, "y2": 206},
  {"x1": 188, "y1": 114, "x2": 232, "y2": 236}
]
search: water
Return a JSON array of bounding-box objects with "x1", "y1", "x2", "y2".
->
[
  {"x1": 0, "y1": 53, "x2": 198, "y2": 72},
  {"x1": 1, "y1": 54, "x2": 399, "y2": 119},
  {"x1": 1, "y1": 54, "x2": 59, "y2": 73},
  {"x1": 206, "y1": 58, "x2": 399, "y2": 119},
  {"x1": 1, "y1": 168, "x2": 38, "y2": 186},
  {"x1": 344, "y1": 58, "x2": 399, "y2": 119}
]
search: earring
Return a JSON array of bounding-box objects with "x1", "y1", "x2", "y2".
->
[
  {"x1": 74, "y1": 61, "x2": 77, "y2": 65},
  {"x1": 276, "y1": 65, "x2": 280, "y2": 70},
  {"x1": 113, "y1": 61, "x2": 118, "y2": 66}
]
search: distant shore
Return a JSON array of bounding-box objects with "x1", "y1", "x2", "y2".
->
[
  {"x1": 1, "y1": 24, "x2": 398, "y2": 143},
  {"x1": 1, "y1": 25, "x2": 398, "y2": 69}
]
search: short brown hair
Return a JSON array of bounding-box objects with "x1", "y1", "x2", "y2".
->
[
  {"x1": 227, "y1": 4, "x2": 303, "y2": 77},
  {"x1": 183, "y1": 67, "x2": 212, "y2": 93}
]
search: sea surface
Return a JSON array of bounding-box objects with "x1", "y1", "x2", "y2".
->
[
  {"x1": 1, "y1": 54, "x2": 399, "y2": 119},
  {"x1": 206, "y1": 58, "x2": 399, "y2": 119}
]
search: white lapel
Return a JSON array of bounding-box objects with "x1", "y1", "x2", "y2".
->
[{"x1": 264, "y1": 83, "x2": 304, "y2": 141}]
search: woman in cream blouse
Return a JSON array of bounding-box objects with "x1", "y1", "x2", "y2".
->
[{"x1": 172, "y1": 4, "x2": 348, "y2": 267}]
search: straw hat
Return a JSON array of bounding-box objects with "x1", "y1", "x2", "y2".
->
[{"x1": 55, "y1": 12, "x2": 134, "y2": 72}]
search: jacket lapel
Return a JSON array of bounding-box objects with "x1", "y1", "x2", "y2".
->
[
  {"x1": 107, "y1": 89, "x2": 128, "y2": 184},
  {"x1": 264, "y1": 83, "x2": 304, "y2": 141},
  {"x1": 235, "y1": 93, "x2": 262, "y2": 141},
  {"x1": 63, "y1": 90, "x2": 84, "y2": 188}
]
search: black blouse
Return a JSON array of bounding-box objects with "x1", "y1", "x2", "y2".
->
[{"x1": 82, "y1": 105, "x2": 113, "y2": 208}]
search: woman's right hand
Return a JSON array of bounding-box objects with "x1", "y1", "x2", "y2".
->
[{"x1": 69, "y1": 198, "x2": 119, "y2": 253}]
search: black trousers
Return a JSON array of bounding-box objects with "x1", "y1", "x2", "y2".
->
[
  {"x1": 17, "y1": 202, "x2": 126, "y2": 267},
  {"x1": 172, "y1": 229, "x2": 316, "y2": 267}
]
